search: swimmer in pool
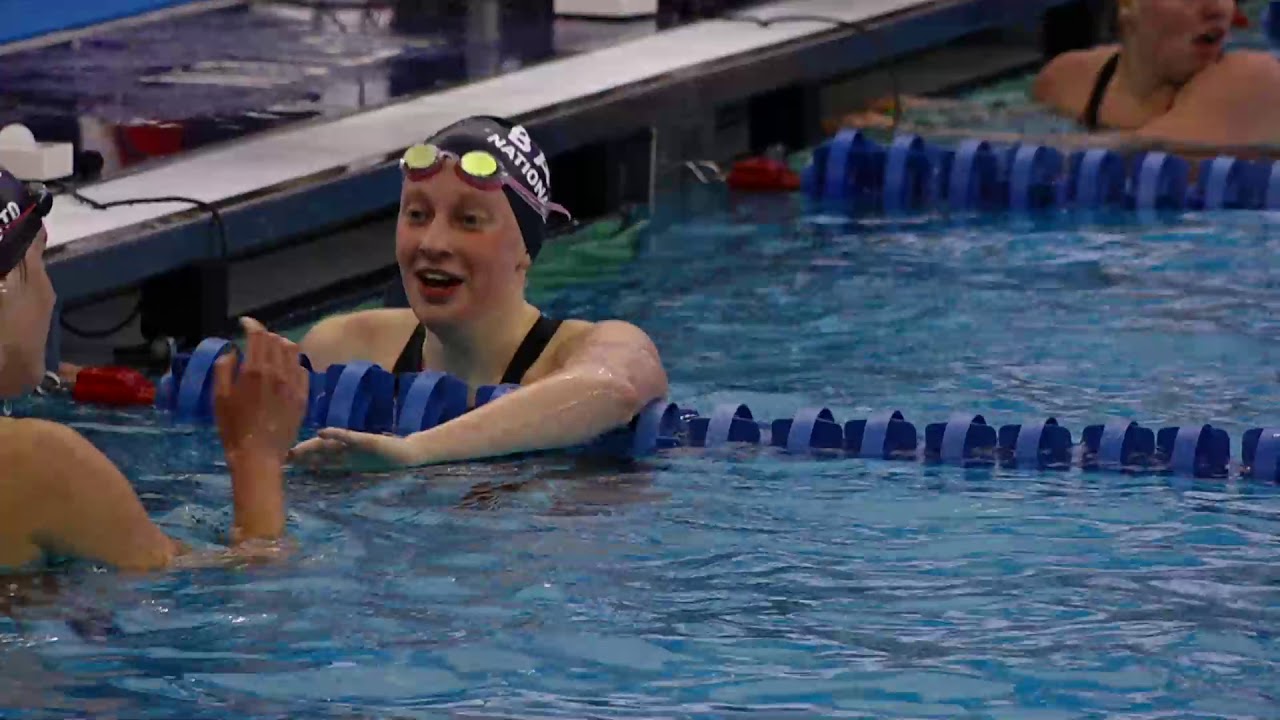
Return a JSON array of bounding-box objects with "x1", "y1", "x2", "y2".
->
[
  {"x1": 0, "y1": 166, "x2": 310, "y2": 571},
  {"x1": 1032, "y1": 0, "x2": 1280, "y2": 147},
  {"x1": 288, "y1": 115, "x2": 669, "y2": 467},
  {"x1": 835, "y1": 2, "x2": 1277, "y2": 154}
]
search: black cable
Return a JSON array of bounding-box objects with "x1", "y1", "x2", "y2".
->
[
  {"x1": 724, "y1": 13, "x2": 904, "y2": 134},
  {"x1": 48, "y1": 182, "x2": 230, "y2": 339},
  {"x1": 58, "y1": 189, "x2": 229, "y2": 259},
  {"x1": 59, "y1": 302, "x2": 144, "y2": 340}
]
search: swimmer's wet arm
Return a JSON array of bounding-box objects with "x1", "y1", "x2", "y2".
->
[
  {"x1": 313, "y1": 320, "x2": 669, "y2": 466},
  {"x1": 0, "y1": 419, "x2": 180, "y2": 571}
]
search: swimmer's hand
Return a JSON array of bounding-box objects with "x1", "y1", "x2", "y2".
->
[
  {"x1": 215, "y1": 317, "x2": 310, "y2": 463},
  {"x1": 288, "y1": 429, "x2": 418, "y2": 469},
  {"x1": 213, "y1": 317, "x2": 310, "y2": 544}
]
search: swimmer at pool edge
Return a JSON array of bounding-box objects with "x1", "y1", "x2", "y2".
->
[
  {"x1": 0, "y1": 166, "x2": 310, "y2": 571},
  {"x1": 289, "y1": 115, "x2": 669, "y2": 467},
  {"x1": 836, "y1": 1, "x2": 1280, "y2": 154},
  {"x1": 1033, "y1": 0, "x2": 1280, "y2": 147}
]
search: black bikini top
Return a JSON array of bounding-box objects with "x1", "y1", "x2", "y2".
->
[
  {"x1": 1082, "y1": 51, "x2": 1120, "y2": 132},
  {"x1": 391, "y1": 315, "x2": 563, "y2": 385}
]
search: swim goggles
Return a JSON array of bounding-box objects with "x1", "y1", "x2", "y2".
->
[
  {"x1": 0, "y1": 182, "x2": 52, "y2": 277},
  {"x1": 399, "y1": 143, "x2": 571, "y2": 222}
]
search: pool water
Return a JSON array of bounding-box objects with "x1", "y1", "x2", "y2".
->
[{"x1": 5, "y1": 189, "x2": 1280, "y2": 718}]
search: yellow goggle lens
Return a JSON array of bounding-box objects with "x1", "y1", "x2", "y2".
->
[
  {"x1": 403, "y1": 144, "x2": 438, "y2": 170},
  {"x1": 459, "y1": 150, "x2": 500, "y2": 178}
]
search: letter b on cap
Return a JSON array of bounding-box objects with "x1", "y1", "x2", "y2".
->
[{"x1": 508, "y1": 125, "x2": 533, "y2": 154}]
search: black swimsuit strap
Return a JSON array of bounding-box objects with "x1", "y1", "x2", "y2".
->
[
  {"x1": 390, "y1": 315, "x2": 563, "y2": 385},
  {"x1": 501, "y1": 315, "x2": 563, "y2": 385},
  {"x1": 392, "y1": 323, "x2": 427, "y2": 375},
  {"x1": 1082, "y1": 52, "x2": 1120, "y2": 132}
]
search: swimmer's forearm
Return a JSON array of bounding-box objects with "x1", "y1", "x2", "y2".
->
[
  {"x1": 227, "y1": 451, "x2": 287, "y2": 544},
  {"x1": 403, "y1": 370, "x2": 643, "y2": 465}
]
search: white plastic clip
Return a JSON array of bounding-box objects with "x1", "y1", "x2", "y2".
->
[{"x1": 0, "y1": 124, "x2": 74, "y2": 181}]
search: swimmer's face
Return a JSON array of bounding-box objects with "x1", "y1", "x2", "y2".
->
[
  {"x1": 0, "y1": 228, "x2": 55, "y2": 398},
  {"x1": 1125, "y1": 0, "x2": 1232, "y2": 84},
  {"x1": 395, "y1": 159, "x2": 530, "y2": 327}
]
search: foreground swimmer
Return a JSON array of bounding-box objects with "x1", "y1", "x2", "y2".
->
[
  {"x1": 1033, "y1": 0, "x2": 1280, "y2": 146},
  {"x1": 0, "y1": 167, "x2": 309, "y2": 571},
  {"x1": 289, "y1": 115, "x2": 668, "y2": 467}
]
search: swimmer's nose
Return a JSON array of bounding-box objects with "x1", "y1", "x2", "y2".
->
[{"x1": 414, "y1": 220, "x2": 456, "y2": 258}]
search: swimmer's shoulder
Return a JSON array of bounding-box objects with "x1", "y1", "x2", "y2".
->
[
  {"x1": 524, "y1": 318, "x2": 592, "y2": 379},
  {"x1": 0, "y1": 417, "x2": 111, "y2": 482},
  {"x1": 1185, "y1": 49, "x2": 1280, "y2": 97},
  {"x1": 0, "y1": 417, "x2": 90, "y2": 464},
  {"x1": 299, "y1": 308, "x2": 419, "y2": 371},
  {"x1": 0, "y1": 419, "x2": 96, "y2": 566},
  {"x1": 1176, "y1": 50, "x2": 1280, "y2": 142},
  {"x1": 530, "y1": 317, "x2": 663, "y2": 380},
  {"x1": 1032, "y1": 45, "x2": 1120, "y2": 116}
]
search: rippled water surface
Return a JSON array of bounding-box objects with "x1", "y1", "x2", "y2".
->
[{"x1": 5, "y1": 201, "x2": 1280, "y2": 718}]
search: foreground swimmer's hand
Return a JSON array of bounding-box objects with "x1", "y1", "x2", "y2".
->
[
  {"x1": 214, "y1": 317, "x2": 310, "y2": 544},
  {"x1": 0, "y1": 318, "x2": 307, "y2": 572}
]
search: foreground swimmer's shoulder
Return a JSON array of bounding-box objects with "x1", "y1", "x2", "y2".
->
[
  {"x1": 0, "y1": 418, "x2": 178, "y2": 571},
  {"x1": 0, "y1": 418, "x2": 49, "y2": 567},
  {"x1": 299, "y1": 308, "x2": 419, "y2": 371},
  {"x1": 1032, "y1": 46, "x2": 1118, "y2": 115}
]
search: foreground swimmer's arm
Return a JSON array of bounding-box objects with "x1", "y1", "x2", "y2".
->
[
  {"x1": 292, "y1": 320, "x2": 668, "y2": 467},
  {"x1": 0, "y1": 320, "x2": 308, "y2": 571}
]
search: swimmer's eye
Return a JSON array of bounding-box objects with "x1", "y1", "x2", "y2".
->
[
  {"x1": 401, "y1": 204, "x2": 431, "y2": 224},
  {"x1": 455, "y1": 208, "x2": 491, "y2": 231}
]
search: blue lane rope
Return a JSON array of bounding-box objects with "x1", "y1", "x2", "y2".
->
[
  {"x1": 174, "y1": 337, "x2": 234, "y2": 422},
  {"x1": 801, "y1": 131, "x2": 1280, "y2": 216},
  {"x1": 395, "y1": 371, "x2": 468, "y2": 436},
  {"x1": 155, "y1": 341, "x2": 1280, "y2": 479},
  {"x1": 1267, "y1": 163, "x2": 1280, "y2": 210}
]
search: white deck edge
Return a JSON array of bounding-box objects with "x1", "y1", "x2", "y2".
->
[{"x1": 45, "y1": 0, "x2": 934, "y2": 248}]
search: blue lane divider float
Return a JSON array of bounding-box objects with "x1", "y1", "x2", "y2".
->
[
  {"x1": 998, "y1": 417, "x2": 1073, "y2": 469},
  {"x1": 1244, "y1": 427, "x2": 1280, "y2": 482},
  {"x1": 801, "y1": 131, "x2": 1280, "y2": 216},
  {"x1": 846, "y1": 409, "x2": 917, "y2": 459},
  {"x1": 925, "y1": 413, "x2": 997, "y2": 464},
  {"x1": 395, "y1": 371, "x2": 468, "y2": 435},
  {"x1": 155, "y1": 337, "x2": 1280, "y2": 479},
  {"x1": 1009, "y1": 144, "x2": 1063, "y2": 212},
  {"x1": 1156, "y1": 424, "x2": 1230, "y2": 479},
  {"x1": 1267, "y1": 162, "x2": 1280, "y2": 210}
]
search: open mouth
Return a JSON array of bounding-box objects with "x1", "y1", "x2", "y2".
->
[
  {"x1": 1193, "y1": 28, "x2": 1225, "y2": 47},
  {"x1": 416, "y1": 268, "x2": 464, "y2": 289}
]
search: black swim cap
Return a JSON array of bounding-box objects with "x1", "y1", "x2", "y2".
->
[
  {"x1": 0, "y1": 167, "x2": 51, "y2": 277},
  {"x1": 423, "y1": 115, "x2": 554, "y2": 261}
]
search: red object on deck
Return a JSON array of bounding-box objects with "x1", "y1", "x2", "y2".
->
[
  {"x1": 726, "y1": 156, "x2": 801, "y2": 192},
  {"x1": 1234, "y1": 7, "x2": 1249, "y2": 27},
  {"x1": 71, "y1": 366, "x2": 156, "y2": 407},
  {"x1": 116, "y1": 122, "x2": 185, "y2": 166}
]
